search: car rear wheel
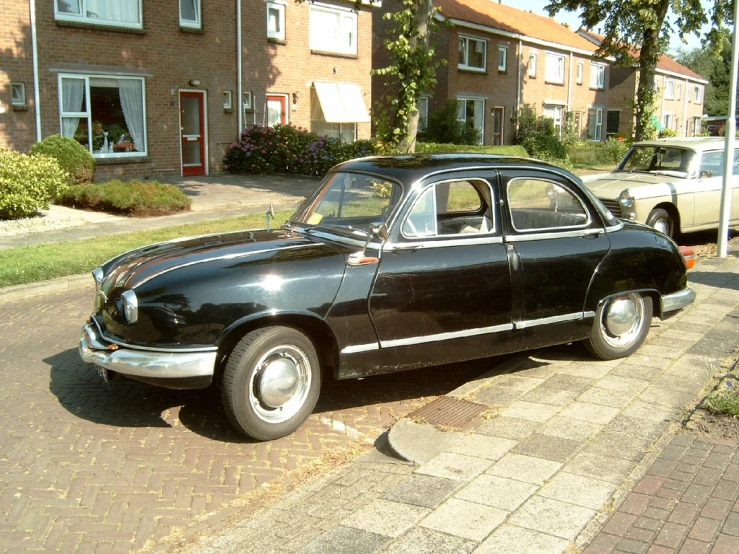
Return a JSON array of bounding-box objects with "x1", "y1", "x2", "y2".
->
[
  {"x1": 585, "y1": 293, "x2": 653, "y2": 360},
  {"x1": 646, "y1": 208, "x2": 674, "y2": 237},
  {"x1": 221, "y1": 326, "x2": 321, "y2": 441}
]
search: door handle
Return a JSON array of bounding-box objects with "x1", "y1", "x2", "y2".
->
[{"x1": 581, "y1": 229, "x2": 604, "y2": 238}]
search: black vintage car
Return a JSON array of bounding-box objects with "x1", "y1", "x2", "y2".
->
[{"x1": 79, "y1": 155, "x2": 695, "y2": 440}]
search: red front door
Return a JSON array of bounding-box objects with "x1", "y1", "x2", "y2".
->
[
  {"x1": 180, "y1": 91, "x2": 206, "y2": 176},
  {"x1": 266, "y1": 94, "x2": 288, "y2": 126}
]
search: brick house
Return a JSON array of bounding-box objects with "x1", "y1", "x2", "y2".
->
[
  {"x1": 578, "y1": 29, "x2": 707, "y2": 139},
  {"x1": 1, "y1": 0, "x2": 374, "y2": 180}
]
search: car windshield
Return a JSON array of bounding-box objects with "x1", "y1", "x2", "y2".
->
[
  {"x1": 291, "y1": 171, "x2": 402, "y2": 236},
  {"x1": 616, "y1": 146, "x2": 696, "y2": 178}
]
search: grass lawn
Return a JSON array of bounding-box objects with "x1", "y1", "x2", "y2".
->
[{"x1": 0, "y1": 210, "x2": 293, "y2": 288}]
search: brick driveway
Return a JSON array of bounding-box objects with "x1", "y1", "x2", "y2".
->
[{"x1": 0, "y1": 286, "x2": 489, "y2": 553}]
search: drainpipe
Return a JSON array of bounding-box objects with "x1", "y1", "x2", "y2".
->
[
  {"x1": 682, "y1": 78, "x2": 688, "y2": 137},
  {"x1": 237, "y1": 0, "x2": 243, "y2": 134},
  {"x1": 29, "y1": 0, "x2": 42, "y2": 141},
  {"x1": 516, "y1": 39, "x2": 522, "y2": 130}
]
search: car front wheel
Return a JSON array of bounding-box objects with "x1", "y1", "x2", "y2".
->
[
  {"x1": 646, "y1": 208, "x2": 674, "y2": 237},
  {"x1": 585, "y1": 293, "x2": 653, "y2": 360},
  {"x1": 221, "y1": 326, "x2": 321, "y2": 441}
]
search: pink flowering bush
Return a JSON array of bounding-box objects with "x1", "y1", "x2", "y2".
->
[{"x1": 223, "y1": 124, "x2": 376, "y2": 177}]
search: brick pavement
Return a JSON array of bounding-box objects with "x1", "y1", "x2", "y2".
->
[{"x1": 0, "y1": 286, "x2": 489, "y2": 553}]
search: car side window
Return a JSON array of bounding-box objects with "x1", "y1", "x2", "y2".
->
[
  {"x1": 402, "y1": 179, "x2": 494, "y2": 238},
  {"x1": 507, "y1": 178, "x2": 589, "y2": 232},
  {"x1": 700, "y1": 151, "x2": 724, "y2": 178}
]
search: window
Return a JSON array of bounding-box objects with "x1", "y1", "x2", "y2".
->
[
  {"x1": 223, "y1": 90, "x2": 233, "y2": 110},
  {"x1": 664, "y1": 79, "x2": 675, "y2": 100},
  {"x1": 606, "y1": 110, "x2": 620, "y2": 137},
  {"x1": 663, "y1": 113, "x2": 674, "y2": 130},
  {"x1": 418, "y1": 96, "x2": 429, "y2": 131},
  {"x1": 58, "y1": 74, "x2": 146, "y2": 157},
  {"x1": 55, "y1": 0, "x2": 142, "y2": 29},
  {"x1": 457, "y1": 98, "x2": 484, "y2": 145},
  {"x1": 403, "y1": 180, "x2": 494, "y2": 238},
  {"x1": 507, "y1": 179, "x2": 588, "y2": 232},
  {"x1": 687, "y1": 85, "x2": 692, "y2": 102},
  {"x1": 587, "y1": 108, "x2": 603, "y2": 141},
  {"x1": 694, "y1": 85, "x2": 702, "y2": 103},
  {"x1": 528, "y1": 53, "x2": 537, "y2": 78},
  {"x1": 498, "y1": 46, "x2": 508, "y2": 72},
  {"x1": 180, "y1": 0, "x2": 200, "y2": 28},
  {"x1": 543, "y1": 105, "x2": 564, "y2": 137},
  {"x1": 677, "y1": 84, "x2": 682, "y2": 100},
  {"x1": 11, "y1": 82, "x2": 26, "y2": 106},
  {"x1": 576, "y1": 62, "x2": 583, "y2": 84},
  {"x1": 309, "y1": 4, "x2": 356, "y2": 55},
  {"x1": 545, "y1": 53, "x2": 565, "y2": 84},
  {"x1": 267, "y1": 1, "x2": 285, "y2": 40},
  {"x1": 459, "y1": 36, "x2": 487, "y2": 71},
  {"x1": 590, "y1": 62, "x2": 605, "y2": 89}
]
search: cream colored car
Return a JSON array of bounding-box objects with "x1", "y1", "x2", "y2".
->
[{"x1": 584, "y1": 138, "x2": 739, "y2": 237}]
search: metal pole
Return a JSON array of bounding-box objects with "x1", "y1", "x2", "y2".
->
[{"x1": 716, "y1": 2, "x2": 739, "y2": 257}]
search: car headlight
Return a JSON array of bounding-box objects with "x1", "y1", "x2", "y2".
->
[
  {"x1": 121, "y1": 290, "x2": 138, "y2": 324},
  {"x1": 618, "y1": 190, "x2": 634, "y2": 208}
]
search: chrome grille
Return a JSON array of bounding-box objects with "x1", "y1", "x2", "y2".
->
[{"x1": 599, "y1": 199, "x2": 622, "y2": 218}]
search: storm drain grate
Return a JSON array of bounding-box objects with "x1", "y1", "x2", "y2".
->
[{"x1": 407, "y1": 396, "x2": 489, "y2": 430}]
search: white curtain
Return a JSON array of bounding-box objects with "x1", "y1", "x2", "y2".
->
[
  {"x1": 86, "y1": 0, "x2": 139, "y2": 24},
  {"x1": 119, "y1": 80, "x2": 145, "y2": 153},
  {"x1": 61, "y1": 78, "x2": 85, "y2": 139}
]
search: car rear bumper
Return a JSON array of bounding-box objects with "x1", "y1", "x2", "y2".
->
[
  {"x1": 78, "y1": 321, "x2": 216, "y2": 389},
  {"x1": 661, "y1": 286, "x2": 696, "y2": 314}
]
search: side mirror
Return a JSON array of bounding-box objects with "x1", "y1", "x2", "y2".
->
[
  {"x1": 369, "y1": 222, "x2": 389, "y2": 242},
  {"x1": 700, "y1": 170, "x2": 713, "y2": 179}
]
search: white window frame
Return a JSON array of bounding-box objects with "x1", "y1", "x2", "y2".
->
[
  {"x1": 589, "y1": 62, "x2": 605, "y2": 89},
  {"x1": 58, "y1": 73, "x2": 147, "y2": 158},
  {"x1": 267, "y1": 1, "x2": 286, "y2": 40},
  {"x1": 677, "y1": 83, "x2": 682, "y2": 100},
  {"x1": 543, "y1": 104, "x2": 564, "y2": 138},
  {"x1": 545, "y1": 52, "x2": 566, "y2": 84},
  {"x1": 576, "y1": 62, "x2": 583, "y2": 84},
  {"x1": 664, "y1": 78, "x2": 675, "y2": 100},
  {"x1": 309, "y1": 3, "x2": 357, "y2": 55},
  {"x1": 498, "y1": 46, "x2": 508, "y2": 72},
  {"x1": 694, "y1": 85, "x2": 702, "y2": 103},
  {"x1": 663, "y1": 113, "x2": 674, "y2": 130},
  {"x1": 687, "y1": 85, "x2": 692, "y2": 102},
  {"x1": 11, "y1": 82, "x2": 26, "y2": 106},
  {"x1": 456, "y1": 97, "x2": 485, "y2": 145},
  {"x1": 179, "y1": 0, "x2": 201, "y2": 29},
  {"x1": 54, "y1": 0, "x2": 143, "y2": 30},
  {"x1": 528, "y1": 52, "x2": 537, "y2": 78},
  {"x1": 223, "y1": 90, "x2": 233, "y2": 110},
  {"x1": 587, "y1": 107, "x2": 603, "y2": 142},
  {"x1": 458, "y1": 35, "x2": 487, "y2": 72}
]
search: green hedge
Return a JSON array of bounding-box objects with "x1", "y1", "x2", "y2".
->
[
  {"x1": 0, "y1": 149, "x2": 70, "y2": 219},
  {"x1": 415, "y1": 143, "x2": 529, "y2": 157},
  {"x1": 29, "y1": 135, "x2": 95, "y2": 185},
  {"x1": 59, "y1": 179, "x2": 191, "y2": 216}
]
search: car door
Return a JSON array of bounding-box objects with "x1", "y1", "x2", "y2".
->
[
  {"x1": 499, "y1": 169, "x2": 609, "y2": 332},
  {"x1": 368, "y1": 173, "x2": 512, "y2": 365}
]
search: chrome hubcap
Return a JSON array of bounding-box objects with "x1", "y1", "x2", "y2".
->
[
  {"x1": 249, "y1": 345, "x2": 311, "y2": 424},
  {"x1": 601, "y1": 293, "x2": 645, "y2": 347}
]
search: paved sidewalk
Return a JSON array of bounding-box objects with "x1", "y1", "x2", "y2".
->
[{"x1": 163, "y1": 248, "x2": 739, "y2": 554}]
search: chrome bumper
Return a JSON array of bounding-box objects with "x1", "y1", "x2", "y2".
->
[
  {"x1": 78, "y1": 322, "x2": 217, "y2": 382},
  {"x1": 661, "y1": 286, "x2": 696, "y2": 314}
]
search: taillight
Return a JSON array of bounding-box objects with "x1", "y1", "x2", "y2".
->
[{"x1": 679, "y1": 246, "x2": 696, "y2": 270}]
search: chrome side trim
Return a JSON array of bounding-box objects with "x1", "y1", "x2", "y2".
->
[
  {"x1": 380, "y1": 323, "x2": 513, "y2": 348},
  {"x1": 90, "y1": 318, "x2": 217, "y2": 353},
  {"x1": 79, "y1": 323, "x2": 216, "y2": 379},
  {"x1": 515, "y1": 311, "x2": 595, "y2": 330},
  {"x1": 132, "y1": 243, "x2": 315, "y2": 288},
  {"x1": 305, "y1": 230, "x2": 381, "y2": 250},
  {"x1": 661, "y1": 286, "x2": 696, "y2": 313},
  {"x1": 505, "y1": 229, "x2": 601, "y2": 242},
  {"x1": 385, "y1": 235, "x2": 504, "y2": 251},
  {"x1": 605, "y1": 221, "x2": 625, "y2": 232},
  {"x1": 340, "y1": 342, "x2": 380, "y2": 354}
]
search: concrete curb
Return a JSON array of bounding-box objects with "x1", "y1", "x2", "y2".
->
[{"x1": 0, "y1": 273, "x2": 90, "y2": 304}]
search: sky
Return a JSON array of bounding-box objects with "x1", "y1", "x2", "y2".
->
[{"x1": 507, "y1": 0, "x2": 711, "y2": 55}]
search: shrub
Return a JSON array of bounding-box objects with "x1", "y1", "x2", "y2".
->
[
  {"x1": 420, "y1": 100, "x2": 481, "y2": 145},
  {"x1": 658, "y1": 128, "x2": 677, "y2": 139},
  {"x1": 0, "y1": 149, "x2": 70, "y2": 219},
  {"x1": 223, "y1": 124, "x2": 377, "y2": 177},
  {"x1": 415, "y1": 143, "x2": 529, "y2": 157},
  {"x1": 29, "y1": 135, "x2": 95, "y2": 185},
  {"x1": 567, "y1": 142, "x2": 611, "y2": 168},
  {"x1": 605, "y1": 136, "x2": 630, "y2": 163},
  {"x1": 521, "y1": 133, "x2": 568, "y2": 162},
  {"x1": 59, "y1": 179, "x2": 191, "y2": 216}
]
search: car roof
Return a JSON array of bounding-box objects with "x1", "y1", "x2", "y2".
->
[
  {"x1": 633, "y1": 137, "x2": 727, "y2": 153},
  {"x1": 332, "y1": 154, "x2": 566, "y2": 183}
]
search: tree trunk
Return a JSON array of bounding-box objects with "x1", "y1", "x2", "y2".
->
[
  {"x1": 397, "y1": 0, "x2": 434, "y2": 153},
  {"x1": 634, "y1": 0, "x2": 670, "y2": 141}
]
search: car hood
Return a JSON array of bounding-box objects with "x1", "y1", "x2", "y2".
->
[
  {"x1": 584, "y1": 172, "x2": 682, "y2": 200},
  {"x1": 102, "y1": 229, "x2": 325, "y2": 289}
]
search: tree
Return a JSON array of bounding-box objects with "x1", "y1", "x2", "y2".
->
[
  {"x1": 372, "y1": 0, "x2": 443, "y2": 152},
  {"x1": 546, "y1": 0, "x2": 735, "y2": 141},
  {"x1": 676, "y1": 36, "x2": 735, "y2": 116}
]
